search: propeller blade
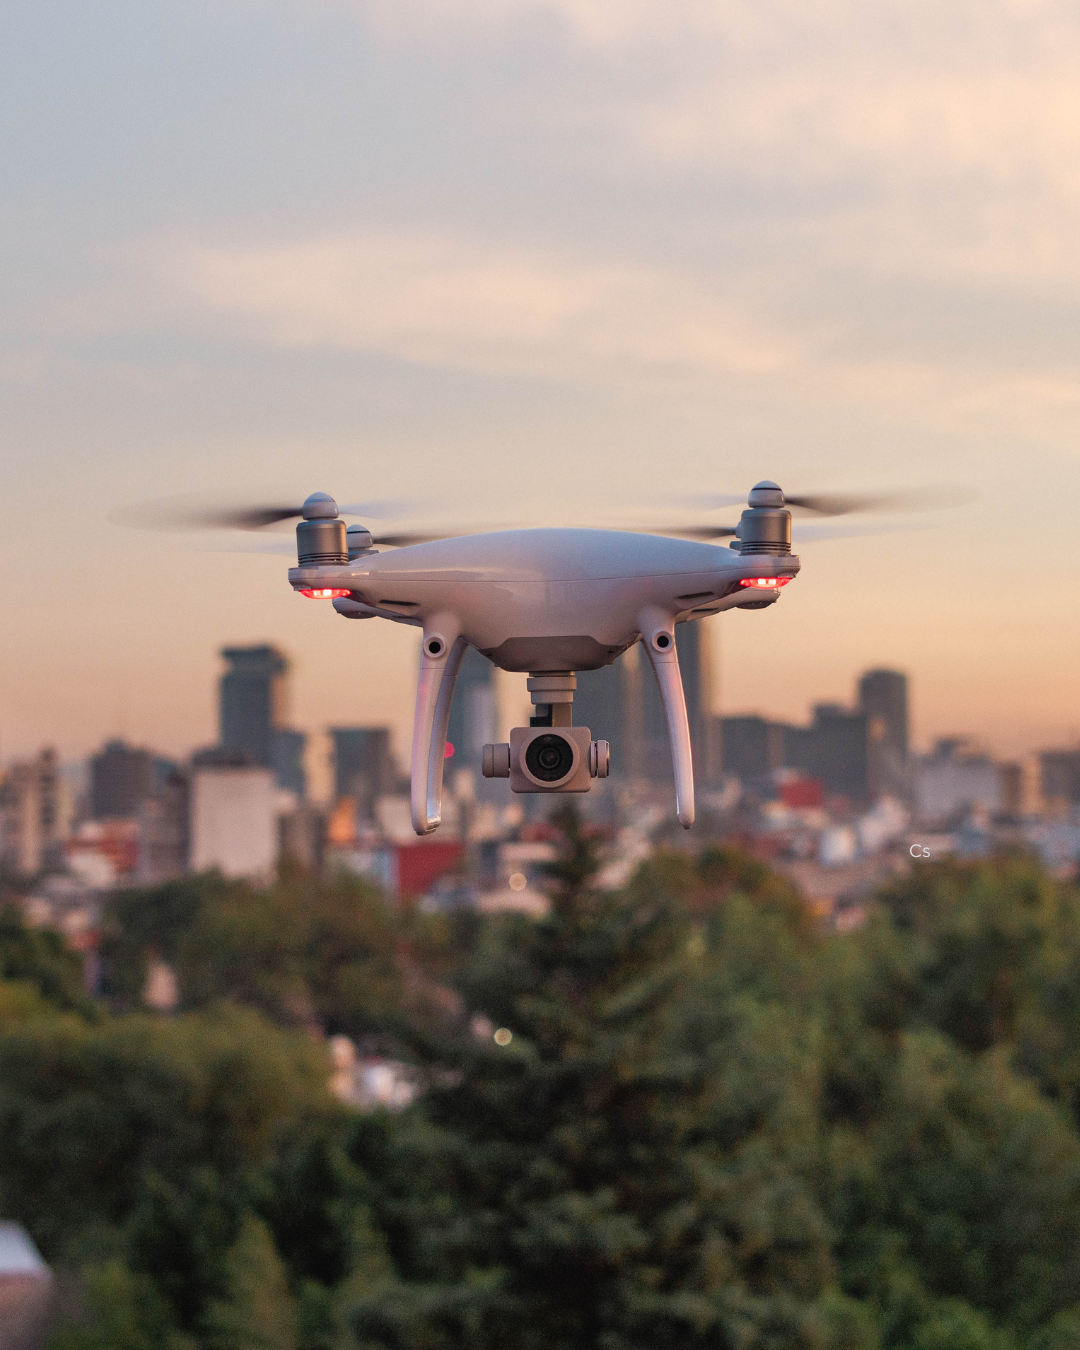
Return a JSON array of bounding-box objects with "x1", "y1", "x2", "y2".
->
[
  {"x1": 109, "y1": 497, "x2": 302, "y2": 532},
  {"x1": 784, "y1": 485, "x2": 976, "y2": 517},
  {"x1": 209, "y1": 505, "x2": 304, "y2": 529},
  {"x1": 370, "y1": 530, "x2": 462, "y2": 547},
  {"x1": 200, "y1": 530, "x2": 465, "y2": 553},
  {"x1": 111, "y1": 493, "x2": 427, "y2": 532},
  {"x1": 648, "y1": 525, "x2": 739, "y2": 540},
  {"x1": 644, "y1": 520, "x2": 929, "y2": 545},
  {"x1": 675, "y1": 483, "x2": 975, "y2": 518}
]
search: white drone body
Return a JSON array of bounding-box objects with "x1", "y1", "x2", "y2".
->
[{"x1": 287, "y1": 483, "x2": 800, "y2": 835}]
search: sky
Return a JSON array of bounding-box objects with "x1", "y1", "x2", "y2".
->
[{"x1": 2, "y1": 0, "x2": 1080, "y2": 774}]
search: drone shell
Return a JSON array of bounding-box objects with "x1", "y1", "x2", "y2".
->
[{"x1": 288, "y1": 527, "x2": 800, "y2": 671}]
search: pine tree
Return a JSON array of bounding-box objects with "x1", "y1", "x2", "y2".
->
[
  {"x1": 204, "y1": 1213, "x2": 299, "y2": 1350},
  {"x1": 346, "y1": 805, "x2": 844, "y2": 1349}
]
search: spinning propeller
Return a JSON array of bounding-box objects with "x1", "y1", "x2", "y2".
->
[
  {"x1": 113, "y1": 480, "x2": 975, "y2": 552},
  {"x1": 656, "y1": 482, "x2": 976, "y2": 543},
  {"x1": 110, "y1": 493, "x2": 450, "y2": 548}
]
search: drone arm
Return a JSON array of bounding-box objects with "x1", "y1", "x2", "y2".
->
[
  {"x1": 638, "y1": 606, "x2": 695, "y2": 829},
  {"x1": 411, "y1": 620, "x2": 465, "y2": 835}
]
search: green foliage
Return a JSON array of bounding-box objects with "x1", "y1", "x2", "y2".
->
[
  {"x1": 0, "y1": 902, "x2": 97, "y2": 1017},
  {"x1": 345, "y1": 808, "x2": 839, "y2": 1348},
  {"x1": 864, "y1": 855, "x2": 1066, "y2": 1051},
  {"x1": 831, "y1": 1034, "x2": 1080, "y2": 1335},
  {"x1": 46, "y1": 1258, "x2": 197, "y2": 1350},
  {"x1": 204, "y1": 1213, "x2": 299, "y2": 1350},
  {"x1": 1029, "y1": 1310, "x2": 1080, "y2": 1350},
  {"x1": 0, "y1": 1004, "x2": 332, "y2": 1258},
  {"x1": 101, "y1": 869, "x2": 452, "y2": 1039},
  {"x1": 0, "y1": 975, "x2": 68, "y2": 1027},
  {"x1": 623, "y1": 841, "x2": 805, "y2": 921},
  {"x1": 20, "y1": 838, "x2": 1080, "y2": 1349},
  {"x1": 905, "y1": 1299, "x2": 1015, "y2": 1350}
]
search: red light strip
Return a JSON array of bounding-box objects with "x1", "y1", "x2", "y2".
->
[
  {"x1": 739, "y1": 576, "x2": 792, "y2": 589},
  {"x1": 299, "y1": 588, "x2": 351, "y2": 599}
]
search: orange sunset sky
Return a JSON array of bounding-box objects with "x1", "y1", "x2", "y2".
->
[{"x1": 2, "y1": 0, "x2": 1079, "y2": 774}]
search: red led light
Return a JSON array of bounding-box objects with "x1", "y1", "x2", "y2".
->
[
  {"x1": 444, "y1": 742, "x2": 454, "y2": 759},
  {"x1": 739, "y1": 576, "x2": 792, "y2": 589},
  {"x1": 299, "y1": 588, "x2": 351, "y2": 599}
]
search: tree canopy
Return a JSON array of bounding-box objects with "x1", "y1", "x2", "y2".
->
[{"x1": 0, "y1": 838, "x2": 1078, "y2": 1347}]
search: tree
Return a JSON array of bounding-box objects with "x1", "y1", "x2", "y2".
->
[
  {"x1": 100, "y1": 869, "x2": 454, "y2": 1041},
  {"x1": 204, "y1": 1213, "x2": 299, "y2": 1350},
  {"x1": 46, "y1": 1258, "x2": 197, "y2": 1350},
  {"x1": 0, "y1": 1005, "x2": 333, "y2": 1260},
  {"x1": 0, "y1": 903, "x2": 97, "y2": 1018},
  {"x1": 345, "y1": 805, "x2": 852, "y2": 1349}
]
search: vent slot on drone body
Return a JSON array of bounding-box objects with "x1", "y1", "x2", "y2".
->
[
  {"x1": 378, "y1": 599, "x2": 418, "y2": 610},
  {"x1": 677, "y1": 591, "x2": 715, "y2": 602}
]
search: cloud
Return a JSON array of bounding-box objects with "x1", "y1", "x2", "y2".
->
[
  {"x1": 163, "y1": 230, "x2": 798, "y2": 383},
  {"x1": 339, "y1": 0, "x2": 1080, "y2": 58},
  {"x1": 35, "y1": 0, "x2": 1080, "y2": 440},
  {"x1": 147, "y1": 221, "x2": 1080, "y2": 448},
  {"x1": 319, "y1": 1, "x2": 1080, "y2": 295}
]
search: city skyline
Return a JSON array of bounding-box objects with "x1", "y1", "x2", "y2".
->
[{"x1": 6, "y1": 645, "x2": 1066, "y2": 785}]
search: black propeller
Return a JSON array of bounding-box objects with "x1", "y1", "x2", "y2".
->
[
  {"x1": 652, "y1": 525, "x2": 739, "y2": 540},
  {"x1": 677, "y1": 483, "x2": 976, "y2": 518},
  {"x1": 656, "y1": 482, "x2": 976, "y2": 543},
  {"x1": 110, "y1": 494, "x2": 423, "y2": 532}
]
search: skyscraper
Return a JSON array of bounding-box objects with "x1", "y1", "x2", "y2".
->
[
  {"x1": 1039, "y1": 749, "x2": 1080, "y2": 807},
  {"x1": 858, "y1": 668, "x2": 910, "y2": 800},
  {"x1": 446, "y1": 647, "x2": 499, "y2": 769},
  {"x1": 572, "y1": 622, "x2": 716, "y2": 787},
  {"x1": 138, "y1": 770, "x2": 190, "y2": 883},
  {"x1": 220, "y1": 645, "x2": 287, "y2": 767},
  {"x1": 804, "y1": 703, "x2": 869, "y2": 802},
  {"x1": 331, "y1": 727, "x2": 396, "y2": 819},
  {"x1": 219, "y1": 645, "x2": 306, "y2": 796},
  {"x1": 272, "y1": 729, "x2": 307, "y2": 798},
  {"x1": 719, "y1": 715, "x2": 784, "y2": 783},
  {"x1": 572, "y1": 659, "x2": 628, "y2": 775},
  {"x1": 90, "y1": 739, "x2": 153, "y2": 819},
  {"x1": 0, "y1": 749, "x2": 72, "y2": 874}
]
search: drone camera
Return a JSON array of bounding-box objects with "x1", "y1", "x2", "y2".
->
[{"x1": 482, "y1": 726, "x2": 610, "y2": 794}]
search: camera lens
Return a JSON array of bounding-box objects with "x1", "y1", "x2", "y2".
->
[{"x1": 525, "y1": 733, "x2": 575, "y2": 783}]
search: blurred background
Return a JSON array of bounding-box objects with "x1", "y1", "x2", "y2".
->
[{"x1": 4, "y1": 3, "x2": 1080, "y2": 1349}]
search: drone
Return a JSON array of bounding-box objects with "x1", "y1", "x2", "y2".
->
[
  {"x1": 127, "y1": 480, "x2": 969, "y2": 836},
  {"x1": 272, "y1": 481, "x2": 807, "y2": 835}
]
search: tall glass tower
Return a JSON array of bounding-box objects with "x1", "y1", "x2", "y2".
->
[
  {"x1": 446, "y1": 647, "x2": 500, "y2": 771},
  {"x1": 219, "y1": 644, "x2": 306, "y2": 796},
  {"x1": 858, "y1": 668, "x2": 910, "y2": 800}
]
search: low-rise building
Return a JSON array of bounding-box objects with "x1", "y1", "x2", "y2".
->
[
  {"x1": 915, "y1": 739, "x2": 1005, "y2": 824},
  {"x1": 189, "y1": 765, "x2": 278, "y2": 880}
]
